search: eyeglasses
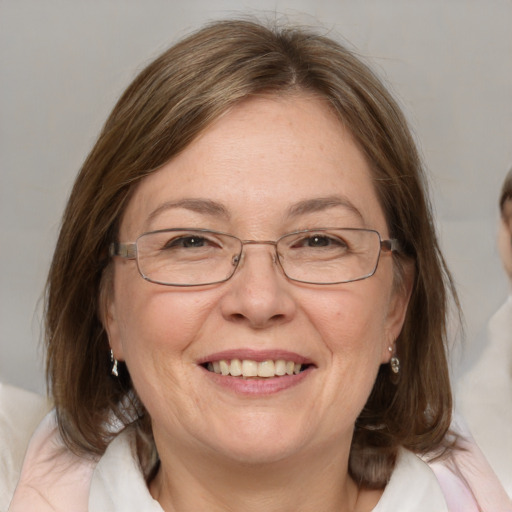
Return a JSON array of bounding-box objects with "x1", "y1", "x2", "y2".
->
[{"x1": 109, "y1": 228, "x2": 400, "y2": 287}]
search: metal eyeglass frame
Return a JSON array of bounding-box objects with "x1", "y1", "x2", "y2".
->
[{"x1": 109, "y1": 227, "x2": 401, "y2": 287}]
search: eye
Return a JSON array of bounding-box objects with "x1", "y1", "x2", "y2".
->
[
  {"x1": 292, "y1": 234, "x2": 348, "y2": 249},
  {"x1": 165, "y1": 236, "x2": 208, "y2": 249},
  {"x1": 161, "y1": 233, "x2": 221, "y2": 250}
]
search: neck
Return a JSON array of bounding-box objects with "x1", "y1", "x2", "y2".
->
[{"x1": 149, "y1": 436, "x2": 368, "y2": 512}]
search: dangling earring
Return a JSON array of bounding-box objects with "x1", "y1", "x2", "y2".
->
[
  {"x1": 389, "y1": 346, "x2": 400, "y2": 374},
  {"x1": 110, "y1": 349, "x2": 119, "y2": 377}
]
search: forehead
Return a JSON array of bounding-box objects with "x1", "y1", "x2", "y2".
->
[{"x1": 120, "y1": 94, "x2": 386, "y2": 237}]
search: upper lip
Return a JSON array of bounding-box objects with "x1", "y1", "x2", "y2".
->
[{"x1": 197, "y1": 349, "x2": 314, "y2": 366}]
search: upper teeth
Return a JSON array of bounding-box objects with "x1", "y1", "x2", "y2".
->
[{"x1": 207, "y1": 359, "x2": 302, "y2": 378}]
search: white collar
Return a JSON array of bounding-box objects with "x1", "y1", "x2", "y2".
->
[
  {"x1": 89, "y1": 428, "x2": 163, "y2": 511},
  {"x1": 372, "y1": 448, "x2": 448, "y2": 511},
  {"x1": 89, "y1": 428, "x2": 448, "y2": 512}
]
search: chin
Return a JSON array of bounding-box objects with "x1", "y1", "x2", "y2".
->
[
  {"x1": 213, "y1": 438, "x2": 305, "y2": 466},
  {"x1": 201, "y1": 413, "x2": 313, "y2": 464}
]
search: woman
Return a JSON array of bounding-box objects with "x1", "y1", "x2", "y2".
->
[
  {"x1": 7, "y1": 19, "x2": 509, "y2": 511},
  {"x1": 457, "y1": 169, "x2": 512, "y2": 497}
]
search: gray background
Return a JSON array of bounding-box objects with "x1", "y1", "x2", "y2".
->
[{"x1": 1, "y1": 0, "x2": 511, "y2": 395}]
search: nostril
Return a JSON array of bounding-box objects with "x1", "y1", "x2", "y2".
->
[
  {"x1": 227, "y1": 311, "x2": 286, "y2": 328},
  {"x1": 229, "y1": 312, "x2": 246, "y2": 323}
]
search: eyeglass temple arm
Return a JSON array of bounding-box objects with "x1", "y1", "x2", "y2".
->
[
  {"x1": 109, "y1": 242, "x2": 137, "y2": 259},
  {"x1": 381, "y1": 238, "x2": 401, "y2": 253}
]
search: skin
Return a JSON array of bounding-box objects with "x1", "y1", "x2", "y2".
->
[{"x1": 105, "y1": 94, "x2": 412, "y2": 512}]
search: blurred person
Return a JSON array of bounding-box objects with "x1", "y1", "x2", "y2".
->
[{"x1": 457, "y1": 168, "x2": 512, "y2": 497}]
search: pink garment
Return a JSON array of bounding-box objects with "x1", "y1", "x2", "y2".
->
[
  {"x1": 429, "y1": 417, "x2": 512, "y2": 512},
  {"x1": 8, "y1": 413, "x2": 97, "y2": 512},
  {"x1": 0, "y1": 383, "x2": 51, "y2": 509}
]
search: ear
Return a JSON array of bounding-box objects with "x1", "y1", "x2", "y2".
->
[
  {"x1": 98, "y1": 266, "x2": 125, "y2": 361},
  {"x1": 380, "y1": 260, "x2": 414, "y2": 363}
]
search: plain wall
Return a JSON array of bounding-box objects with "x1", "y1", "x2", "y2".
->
[{"x1": 1, "y1": 0, "x2": 511, "y2": 394}]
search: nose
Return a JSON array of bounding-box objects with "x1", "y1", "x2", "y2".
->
[{"x1": 219, "y1": 244, "x2": 297, "y2": 328}]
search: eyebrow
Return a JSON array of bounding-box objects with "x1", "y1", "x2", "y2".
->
[
  {"x1": 286, "y1": 196, "x2": 364, "y2": 221},
  {"x1": 146, "y1": 198, "x2": 230, "y2": 227},
  {"x1": 145, "y1": 195, "x2": 363, "y2": 228}
]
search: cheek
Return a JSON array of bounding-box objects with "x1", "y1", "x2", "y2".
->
[
  {"x1": 121, "y1": 296, "x2": 209, "y2": 354},
  {"x1": 301, "y1": 286, "x2": 391, "y2": 427},
  {"x1": 113, "y1": 287, "x2": 219, "y2": 414},
  {"x1": 306, "y1": 284, "x2": 390, "y2": 357},
  {"x1": 111, "y1": 268, "x2": 217, "y2": 368}
]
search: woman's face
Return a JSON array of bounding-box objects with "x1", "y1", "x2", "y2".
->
[{"x1": 106, "y1": 94, "x2": 411, "y2": 465}]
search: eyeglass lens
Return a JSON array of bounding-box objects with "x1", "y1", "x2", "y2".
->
[{"x1": 133, "y1": 228, "x2": 384, "y2": 286}]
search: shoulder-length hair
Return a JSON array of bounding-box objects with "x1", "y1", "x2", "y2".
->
[{"x1": 45, "y1": 19, "x2": 457, "y2": 486}]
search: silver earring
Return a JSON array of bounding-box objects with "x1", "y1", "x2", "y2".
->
[
  {"x1": 388, "y1": 346, "x2": 400, "y2": 374},
  {"x1": 110, "y1": 349, "x2": 119, "y2": 377},
  {"x1": 390, "y1": 355, "x2": 400, "y2": 374}
]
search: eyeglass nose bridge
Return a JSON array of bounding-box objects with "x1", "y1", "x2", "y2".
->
[{"x1": 231, "y1": 239, "x2": 281, "y2": 271}]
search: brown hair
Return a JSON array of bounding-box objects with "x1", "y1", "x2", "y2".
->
[
  {"x1": 45, "y1": 19, "x2": 457, "y2": 486},
  {"x1": 500, "y1": 168, "x2": 512, "y2": 215}
]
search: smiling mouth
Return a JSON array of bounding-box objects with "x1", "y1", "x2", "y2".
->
[{"x1": 203, "y1": 359, "x2": 312, "y2": 378}]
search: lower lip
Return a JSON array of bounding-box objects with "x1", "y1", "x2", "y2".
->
[{"x1": 201, "y1": 366, "x2": 314, "y2": 395}]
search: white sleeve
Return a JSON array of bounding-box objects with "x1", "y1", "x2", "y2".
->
[{"x1": 0, "y1": 383, "x2": 50, "y2": 511}]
